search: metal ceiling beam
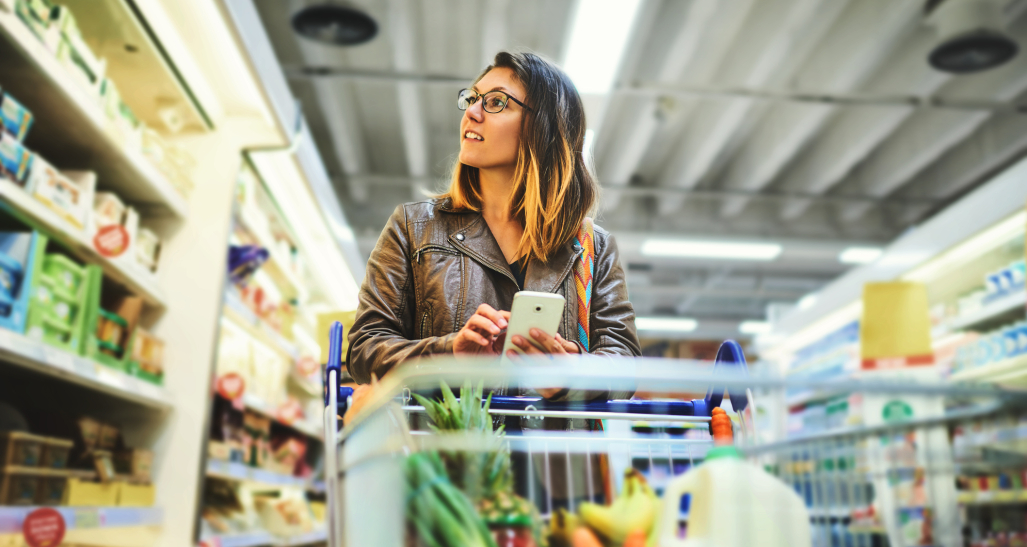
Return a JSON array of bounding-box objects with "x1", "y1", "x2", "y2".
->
[
  {"x1": 388, "y1": 0, "x2": 429, "y2": 193},
  {"x1": 716, "y1": 0, "x2": 921, "y2": 218},
  {"x1": 597, "y1": 0, "x2": 728, "y2": 210},
  {"x1": 773, "y1": 28, "x2": 953, "y2": 220},
  {"x1": 838, "y1": 27, "x2": 1027, "y2": 221},
  {"x1": 629, "y1": 284, "x2": 806, "y2": 301},
  {"x1": 654, "y1": 0, "x2": 842, "y2": 216},
  {"x1": 295, "y1": 42, "x2": 371, "y2": 203},
  {"x1": 479, "y1": 0, "x2": 508, "y2": 68}
]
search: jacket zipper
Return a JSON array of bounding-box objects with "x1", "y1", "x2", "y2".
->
[
  {"x1": 413, "y1": 245, "x2": 461, "y2": 263},
  {"x1": 420, "y1": 308, "x2": 431, "y2": 339}
]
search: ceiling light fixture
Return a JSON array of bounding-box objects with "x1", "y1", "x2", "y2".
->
[
  {"x1": 636, "y1": 317, "x2": 699, "y2": 332},
  {"x1": 797, "y1": 294, "x2": 818, "y2": 310},
  {"x1": 739, "y1": 321, "x2": 772, "y2": 335},
  {"x1": 641, "y1": 239, "x2": 783, "y2": 261},
  {"x1": 838, "y1": 246, "x2": 883, "y2": 264},
  {"x1": 292, "y1": 3, "x2": 378, "y2": 46},
  {"x1": 562, "y1": 0, "x2": 643, "y2": 94},
  {"x1": 926, "y1": 0, "x2": 1019, "y2": 73}
]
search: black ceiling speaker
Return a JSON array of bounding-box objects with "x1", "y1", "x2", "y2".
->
[
  {"x1": 926, "y1": 0, "x2": 1019, "y2": 73},
  {"x1": 292, "y1": 3, "x2": 378, "y2": 46}
]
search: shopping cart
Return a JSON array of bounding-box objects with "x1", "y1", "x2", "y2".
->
[{"x1": 321, "y1": 321, "x2": 1027, "y2": 547}]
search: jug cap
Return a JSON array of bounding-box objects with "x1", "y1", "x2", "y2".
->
[{"x1": 705, "y1": 445, "x2": 741, "y2": 461}]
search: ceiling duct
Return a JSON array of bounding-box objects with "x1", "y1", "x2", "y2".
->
[
  {"x1": 292, "y1": 3, "x2": 378, "y2": 46},
  {"x1": 926, "y1": 0, "x2": 1019, "y2": 73}
]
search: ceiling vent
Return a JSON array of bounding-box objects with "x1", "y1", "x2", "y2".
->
[
  {"x1": 292, "y1": 3, "x2": 378, "y2": 46},
  {"x1": 926, "y1": 0, "x2": 1019, "y2": 73}
]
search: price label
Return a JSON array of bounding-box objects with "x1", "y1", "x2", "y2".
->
[
  {"x1": 73, "y1": 508, "x2": 100, "y2": 529},
  {"x1": 95, "y1": 366, "x2": 127, "y2": 390},
  {"x1": 23, "y1": 508, "x2": 66, "y2": 547},
  {"x1": 42, "y1": 347, "x2": 74, "y2": 372},
  {"x1": 977, "y1": 491, "x2": 995, "y2": 502},
  {"x1": 995, "y1": 491, "x2": 1016, "y2": 502}
]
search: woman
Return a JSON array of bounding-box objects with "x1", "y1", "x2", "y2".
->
[{"x1": 346, "y1": 51, "x2": 640, "y2": 405}]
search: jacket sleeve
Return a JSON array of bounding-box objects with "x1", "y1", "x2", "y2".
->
[
  {"x1": 548, "y1": 229, "x2": 640, "y2": 402},
  {"x1": 346, "y1": 205, "x2": 456, "y2": 384}
]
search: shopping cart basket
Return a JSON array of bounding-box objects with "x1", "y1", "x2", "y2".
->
[{"x1": 321, "y1": 321, "x2": 1027, "y2": 547}]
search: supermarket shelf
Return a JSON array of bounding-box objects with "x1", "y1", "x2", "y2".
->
[
  {"x1": 957, "y1": 490, "x2": 1027, "y2": 504},
  {"x1": 949, "y1": 353, "x2": 1027, "y2": 384},
  {"x1": 0, "y1": 505, "x2": 163, "y2": 533},
  {"x1": 206, "y1": 459, "x2": 319, "y2": 491},
  {"x1": 241, "y1": 393, "x2": 323, "y2": 440},
  {"x1": 223, "y1": 291, "x2": 300, "y2": 361},
  {"x1": 0, "y1": 326, "x2": 172, "y2": 409},
  {"x1": 933, "y1": 289, "x2": 1026, "y2": 338},
  {"x1": 0, "y1": 7, "x2": 189, "y2": 218},
  {"x1": 0, "y1": 177, "x2": 166, "y2": 308},
  {"x1": 201, "y1": 528, "x2": 327, "y2": 547},
  {"x1": 237, "y1": 208, "x2": 304, "y2": 301}
]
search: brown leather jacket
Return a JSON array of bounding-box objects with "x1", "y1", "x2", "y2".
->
[{"x1": 346, "y1": 198, "x2": 640, "y2": 402}]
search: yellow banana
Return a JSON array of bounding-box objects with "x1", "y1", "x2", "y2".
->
[
  {"x1": 579, "y1": 470, "x2": 658, "y2": 544},
  {"x1": 548, "y1": 508, "x2": 580, "y2": 547}
]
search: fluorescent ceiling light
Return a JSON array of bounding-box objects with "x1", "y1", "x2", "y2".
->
[
  {"x1": 797, "y1": 293, "x2": 818, "y2": 310},
  {"x1": 838, "y1": 246, "x2": 883, "y2": 264},
  {"x1": 641, "y1": 239, "x2": 783, "y2": 261},
  {"x1": 739, "y1": 321, "x2": 772, "y2": 335},
  {"x1": 563, "y1": 0, "x2": 643, "y2": 94},
  {"x1": 636, "y1": 317, "x2": 698, "y2": 332}
]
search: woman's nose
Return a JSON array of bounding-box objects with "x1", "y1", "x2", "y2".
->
[{"x1": 465, "y1": 98, "x2": 485, "y2": 122}]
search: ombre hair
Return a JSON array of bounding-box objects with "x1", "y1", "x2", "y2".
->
[{"x1": 443, "y1": 51, "x2": 599, "y2": 263}]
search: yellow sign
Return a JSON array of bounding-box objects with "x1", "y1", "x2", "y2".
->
[
  {"x1": 318, "y1": 310, "x2": 357, "y2": 365},
  {"x1": 860, "y1": 282, "x2": 934, "y2": 369}
]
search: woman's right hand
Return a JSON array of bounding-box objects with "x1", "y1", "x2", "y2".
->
[{"x1": 453, "y1": 304, "x2": 510, "y2": 355}]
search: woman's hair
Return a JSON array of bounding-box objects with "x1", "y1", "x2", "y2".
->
[{"x1": 443, "y1": 51, "x2": 599, "y2": 263}]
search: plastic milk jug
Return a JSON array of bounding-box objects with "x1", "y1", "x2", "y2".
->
[{"x1": 658, "y1": 446, "x2": 812, "y2": 547}]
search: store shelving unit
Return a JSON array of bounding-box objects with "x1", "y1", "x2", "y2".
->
[
  {"x1": 0, "y1": 318, "x2": 172, "y2": 408},
  {"x1": 206, "y1": 459, "x2": 319, "y2": 491},
  {"x1": 949, "y1": 353, "x2": 1027, "y2": 384},
  {"x1": 240, "y1": 392, "x2": 322, "y2": 440},
  {"x1": 0, "y1": 7, "x2": 189, "y2": 218},
  {"x1": 933, "y1": 288, "x2": 1026, "y2": 338},
  {"x1": 0, "y1": 177, "x2": 166, "y2": 307},
  {"x1": 957, "y1": 490, "x2": 1027, "y2": 505},
  {"x1": 0, "y1": 506, "x2": 164, "y2": 532},
  {"x1": 201, "y1": 528, "x2": 327, "y2": 547},
  {"x1": 223, "y1": 292, "x2": 300, "y2": 361}
]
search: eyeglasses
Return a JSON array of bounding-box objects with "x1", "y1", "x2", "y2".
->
[{"x1": 457, "y1": 88, "x2": 533, "y2": 114}]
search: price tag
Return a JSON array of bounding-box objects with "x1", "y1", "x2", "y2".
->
[
  {"x1": 995, "y1": 491, "x2": 1015, "y2": 502},
  {"x1": 73, "y1": 508, "x2": 100, "y2": 529},
  {"x1": 42, "y1": 347, "x2": 74, "y2": 373},
  {"x1": 94, "y1": 366, "x2": 127, "y2": 390},
  {"x1": 23, "y1": 508, "x2": 66, "y2": 547},
  {"x1": 977, "y1": 491, "x2": 995, "y2": 502}
]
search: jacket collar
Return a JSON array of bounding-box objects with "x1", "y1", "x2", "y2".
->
[{"x1": 447, "y1": 211, "x2": 583, "y2": 293}]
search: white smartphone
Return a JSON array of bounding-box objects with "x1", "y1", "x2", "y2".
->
[{"x1": 500, "y1": 291, "x2": 566, "y2": 358}]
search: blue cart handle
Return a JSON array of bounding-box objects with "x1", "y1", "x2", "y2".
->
[
  {"x1": 325, "y1": 321, "x2": 345, "y2": 407},
  {"x1": 702, "y1": 339, "x2": 750, "y2": 414}
]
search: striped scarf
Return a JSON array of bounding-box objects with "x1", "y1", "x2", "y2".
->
[{"x1": 573, "y1": 217, "x2": 595, "y2": 351}]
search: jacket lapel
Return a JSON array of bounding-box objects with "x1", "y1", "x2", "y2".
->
[
  {"x1": 448, "y1": 214, "x2": 518, "y2": 286},
  {"x1": 524, "y1": 240, "x2": 583, "y2": 293}
]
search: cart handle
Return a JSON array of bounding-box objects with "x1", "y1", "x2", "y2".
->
[
  {"x1": 324, "y1": 321, "x2": 345, "y2": 407},
  {"x1": 702, "y1": 339, "x2": 749, "y2": 414}
]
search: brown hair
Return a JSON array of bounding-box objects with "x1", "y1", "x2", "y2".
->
[{"x1": 443, "y1": 51, "x2": 599, "y2": 263}]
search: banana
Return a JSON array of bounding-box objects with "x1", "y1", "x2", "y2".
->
[
  {"x1": 579, "y1": 470, "x2": 659, "y2": 544},
  {"x1": 548, "y1": 508, "x2": 580, "y2": 547}
]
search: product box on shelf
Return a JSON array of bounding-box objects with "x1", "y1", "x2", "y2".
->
[
  {"x1": 0, "y1": 92, "x2": 34, "y2": 141},
  {"x1": 0, "y1": 131, "x2": 31, "y2": 183},
  {"x1": 81, "y1": 272, "x2": 143, "y2": 371},
  {"x1": 30, "y1": 166, "x2": 95, "y2": 230},
  {"x1": 0, "y1": 230, "x2": 42, "y2": 333},
  {"x1": 113, "y1": 448, "x2": 153, "y2": 482},
  {"x1": 116, "y1": 480, "x2": 155, "y2": 507},
  {"x1": 99, "y1": 79, "x2": 143, "y2": 152},
  {"x1": 14, "y1": 0, "x2": 55, "y2": 42},
  {"x1": 135, "y1": 227, "x2": 161, "y2": 272},
  {"x1": 128, "y1": 327, "x2": 164, "y2": 384},
  {"x1": 88, "y1": 195, "x2": 142, "y2": 271},
  {"x1": 24, "y1": 241, "x2": 99, "y2": 353},
  {"x1": 55, "y1": 20, "x2": 106, "y2": 96},
  {"x1": 65, "y1": 476, "x2": 117, "y2": 506}
]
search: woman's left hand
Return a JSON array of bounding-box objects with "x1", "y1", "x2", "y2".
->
[{"x1": 508, "y1": 329, "x2": 580, "y2": 398}]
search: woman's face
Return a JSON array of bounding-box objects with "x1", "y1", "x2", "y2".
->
[{"x1": 459, "y1": 67, "x2": 527, "y2": 172}]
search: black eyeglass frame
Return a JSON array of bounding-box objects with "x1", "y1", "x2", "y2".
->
[{"x1": 457, "y1": 88, "x2": 534, "y2": 114}]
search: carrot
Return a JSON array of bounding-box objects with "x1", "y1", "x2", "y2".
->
[
  {"x1": 624, "y1": 529, "x2": 647, "y2": 547},
  {"x1": 571, "y1": 527, "x2": 603, "y2": 547},
  {"x1": 710, "y1": 407, "x2": 733, "y2": 444}
]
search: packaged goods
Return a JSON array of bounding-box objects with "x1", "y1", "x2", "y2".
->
[
  {"x1": 93, "y1": 192, "x2": 126, "y2": 228},
  {"x1": 0, "y1": 430, "x2": 44, "y2": 466},
  {"x1": 136, "y1": 227, "x2": 160, "y2": 272},
  {"x1": 0, "y1": 132, "x2": 31, "y2": 183},
  {"x1": 55, "y1": 19, "x2": 106, "y2": 95},
  {"x1": 0, "y1": 250, "x2": 24, "y2": 317},
  {"x1": 113, "y1": 448, "x2": 153, "y2": 482},
  {"x1": 99, "y1": 79, "x2": 143, "y2": 151},
  {"x1": 0, "y1": 92, "x2": 34, "y2": 141},
  {"x1": 130, "y1": 328, "x2": 165, "y2": 384},
  {"x1": 32, "y1": 168, "x2": 94, "y2": 229},
  {"x1": 40, "y1": 437, "x2": 72, "y2": 469},
  {"x1": 96, "y1": 309, "x2": 127, "y2": 359},
  {"x1": 14, "y1": 0, "x2": 55, "y2": 42}
]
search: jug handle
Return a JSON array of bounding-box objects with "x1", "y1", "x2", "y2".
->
[{"x1": 658, "y1": 470, "x2": 698, "y2": 547}]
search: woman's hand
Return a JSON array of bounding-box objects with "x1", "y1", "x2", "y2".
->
[
  {"x1": 453, "y1": 304, "x2": 511, "y2": 355},
  {"x1": 508, "y1": 329, "x2": 580, "y2": 398}
]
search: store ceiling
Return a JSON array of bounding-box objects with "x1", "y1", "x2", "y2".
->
[{"x1": 252, "y1": 0, "x2": 1027, "y2": 339}]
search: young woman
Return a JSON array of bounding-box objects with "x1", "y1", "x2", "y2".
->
[{"x1": 346, "y1": 51, "x2": 640, "y2": 405}]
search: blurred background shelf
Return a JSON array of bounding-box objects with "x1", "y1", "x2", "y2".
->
[
  {"x1": 206, "y1": 459, "x2": 319, "y2": 492},
  {"x1": 0, "y1": 5, "x2": 189, "y2": 218},
  {"x1": 0, "y1": 325, "x2": 171, "y2": 408},
  {"x1": 0, "y1": 505, "x2": 163, "y2": 532},
  {"x1": 933, "y1": 288, "x2": 1026, "y2": 338},
  {"x1": 223, "y1": 292, "x2": 299, "y2": 361},
  {"x1": 949, "y1": 353, "x2": 1027, "y2": 385},
  {"x1": 0, "y1": 178, "x2": 166, "y2": 308},
  {"x1": 200, "y1": 528, "x2": 327, "y2": 547}
]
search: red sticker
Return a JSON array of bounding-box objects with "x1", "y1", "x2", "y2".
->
[
  {"x1": 216, "y1": 372, "x2": 246, "y2": 404},
  {"x1": 23, "y1": 508, "x2": 66, "y2": 547},
  {"x1": 93, "y1": 225, "x2": 130, "y2": 258}
]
